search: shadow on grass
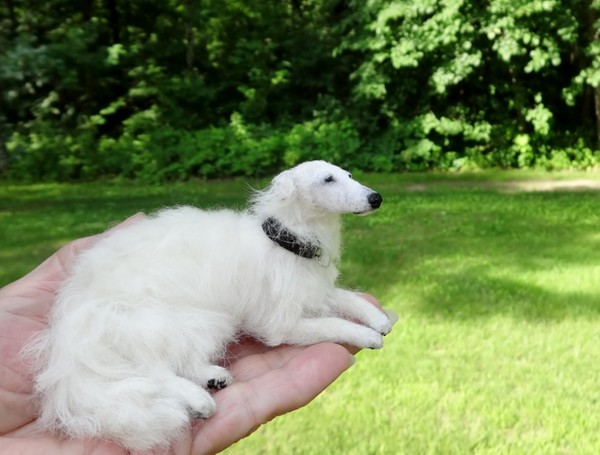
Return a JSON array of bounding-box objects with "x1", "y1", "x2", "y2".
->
[
  {"x1": 413, "y1": 266, "x2": 600, "y2": 320},
  {"x1": 342, "y1": 188, "x2": 600, "y2": 321}
]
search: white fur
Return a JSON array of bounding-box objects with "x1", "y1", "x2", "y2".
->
[{"x1": 26, "y1": 160, "x2": 393, "y2": 451}]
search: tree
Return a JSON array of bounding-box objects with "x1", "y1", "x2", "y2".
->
[{"x1": 1, "y1": 0, "x2": 600, "y2": 181}]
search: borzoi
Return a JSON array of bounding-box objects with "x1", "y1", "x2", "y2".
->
[{"x1": 26, "y1": 160, "x2": 395, "y2": 450}]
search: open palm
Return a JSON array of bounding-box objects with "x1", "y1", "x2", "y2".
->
[{"x1": 0, "y1": 214, "x2": 370, "y2": 455}]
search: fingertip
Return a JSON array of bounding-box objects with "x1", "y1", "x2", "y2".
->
[
  {"x1": 128, "y1": 211, "x2": 147, "y2": 220},
  {"x1": 119, "y1": 212, "x2": 147, "y2": 226},
  {"x1": 104, "y1": 212, "x2": 147, "y2": 234}
]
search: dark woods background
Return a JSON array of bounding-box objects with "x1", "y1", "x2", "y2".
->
[{"x1": 2, "y1": 0, "x2": 600, "y2": 182}]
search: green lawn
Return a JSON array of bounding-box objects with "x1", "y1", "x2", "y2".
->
[{"x1": 2, "y1": 171, "x2": 600, "y2": 454}]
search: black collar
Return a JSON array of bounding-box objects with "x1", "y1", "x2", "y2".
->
[{"x1": 262, "y1": 217, "x2": 322, "y2": 259}]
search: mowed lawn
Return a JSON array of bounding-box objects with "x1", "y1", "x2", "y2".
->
[{"x1": 2, "y1": 171, "x2": 600, "y2": 454}]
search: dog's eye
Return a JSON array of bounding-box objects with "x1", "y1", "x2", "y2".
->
[
  {"x1": 348, "y1": 173, "x2": 352, "y2": 179},
  {"x1": 324, "y1": 175, "x2": 335, "y2": 183}
]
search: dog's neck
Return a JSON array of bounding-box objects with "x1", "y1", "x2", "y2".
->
[
  {"x1": 257, "y1": 210, "x2": 341, "y2": 264},
  {"x1": 250, "y1": 193, "x2": 342, "y2": 264},
  {"x1": 262, "y1": 217, "x2": 323, "y2": 259}
]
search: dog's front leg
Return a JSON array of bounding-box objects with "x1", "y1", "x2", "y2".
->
[
  {"x1": 268, "y1": 317, "x2": 384, "y2": 349},
  {"x1": 327, "y1": 289, "x2": 396, "y2": 336}
]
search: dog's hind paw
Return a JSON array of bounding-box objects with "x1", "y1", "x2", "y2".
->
[
  {"x1": 189, "y1": 409, "x2": 210, "y2": 420},
  {"x1": 203, "y1": 365, "x2": 233, "y2": 390},
  {"x1": 188, "y1": 395, "x2": 216, "y2": 419},
  {"x1": 186, "y1": 364, "x2": 233, "y2": 391},
  {"x1": 170, "y1": 376, "x2": 217, "y2": 421},
  {"x1": 207, "y1": 377, "x2": 230, "y2": 390},
  {"x1": 186, "y1": 392, "x2": 216, "y2": 420}
]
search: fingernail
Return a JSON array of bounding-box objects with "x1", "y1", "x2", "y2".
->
[
  {"x1": 383, "y1": 308, "x2": 399, "y2": 325},
  {"x1": 348, "y1": 354, "x2": 356, "y2": 367}
]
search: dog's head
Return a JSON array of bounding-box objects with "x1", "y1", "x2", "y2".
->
[{"x1": 267, "y1": 161, "x2": 382, "y2": 216}]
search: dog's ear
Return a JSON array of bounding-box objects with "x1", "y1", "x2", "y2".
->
[{"x1": 270, "y1": 170, "x2": 295, "y2": 201}]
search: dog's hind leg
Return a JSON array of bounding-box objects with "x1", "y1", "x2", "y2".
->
[
  {"x1": 46, "y1": 369, "x2": 217, "y2": 450},
  {"x1": 264, "y1": 317, "x2": 384, "y2": 349},
  {"x1": 166, "y1": 373, "x2": 218, "y2": 419}
]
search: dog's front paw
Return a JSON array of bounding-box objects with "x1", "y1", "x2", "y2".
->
[
  {"x1": 358, "y1": 330, "x2": 384, "y2": 349},
  {"x1": 369, "y1": 308, "x2": 399, "y2": 336},
  {"x1": 367, "y1": 336, "x2": 384, "y2": 349}
]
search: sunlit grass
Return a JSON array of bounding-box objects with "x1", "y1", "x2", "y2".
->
[
  {"x1": 228, "y1": 173, "x2": 600, "y2": 454},
  {"x1": 2, "y1": 171, "x2": 600, "y2": 453}
]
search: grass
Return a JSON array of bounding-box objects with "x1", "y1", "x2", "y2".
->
[
  {"x1": 2, "y1": 170, "x2": 600, "y2": 454},
  {"x1": 0, "y1": 179, "x2": 253, "y2": 285}
]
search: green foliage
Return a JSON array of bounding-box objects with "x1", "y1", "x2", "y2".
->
[
  {"x1": 337, "y1": 0, "x2": 592, "y2": 171},
  {"x1": 2, "y1": 0, "x2": 600, "y2": 181},
  {"x1": 283, "y1": 118, "x2": 362, "y2": 167},
  {"x1": 92, "y1": 113, "x2": 287, "y2": 182}
]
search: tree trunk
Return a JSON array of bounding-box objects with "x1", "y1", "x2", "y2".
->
[
  {"x1": 107, "y1": 0, "x2": 120, "y2": 43},
  {"x1": 185, "y1": 23, "x2": 195, "y2": 68},
  {"x1": 595, "y1": 87, "x2": 600, "y2": 145},
  {"x1": 583, "y1": 0, "x2": 600, "y2": 145},
  {"x1": 80, "y1": 0, "x2": 95, "y2": 106},
  {"x1": 0, "y1": 146, "x2": 7, "y2": 174},
  {"x1": 82, "y1": 0, "x2": 93, "y2": 22},
  {"x1": 6, "y1": 0, "x2": 17, "y2": 37},
  {"x1": 184, "y1": 1, "x2": 196, "y2": 69}
]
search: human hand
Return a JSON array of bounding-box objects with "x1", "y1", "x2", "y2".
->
[{"x1": 0, "y1": 214, "x2": 380, "y2": 455}]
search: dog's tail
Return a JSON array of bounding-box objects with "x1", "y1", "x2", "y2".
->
[{"x1": 24, "y1": 329, "x2": 202, "y2": 451}]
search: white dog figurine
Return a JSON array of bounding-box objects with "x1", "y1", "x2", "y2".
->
[{"x1": 26, "y1": 160, "x2": 396, "y2": 450}]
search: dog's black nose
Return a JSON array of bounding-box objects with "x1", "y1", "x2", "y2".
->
[{"x1": 368, "y1": 192, "x2": 382, "y2": 209}]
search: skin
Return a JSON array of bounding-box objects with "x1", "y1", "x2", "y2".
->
[{"x1": 0, "y1": 213, "x2": 385, "y2": 455}]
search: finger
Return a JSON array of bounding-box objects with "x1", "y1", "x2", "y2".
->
[
  {"x1": 192, "y1": 343, "x2": 353, "y2": 455},
  {"x1": 221, "y1": 336, "x2": 270, "y2": 364},
  {"x1": 227, "y1": 344, "x2": 312, "y2": 382},
  {"x1": 107, "y1": 212, "x2": 147, "y2": 232},
  {"x1": 0, "y1": 435, "x2": 125, "y2": 455},
  {"x1": 358, "y1": 292, "x2": 382, "y2": 309}
]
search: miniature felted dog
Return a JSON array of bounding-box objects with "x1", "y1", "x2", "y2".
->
[{"x1": 26, "y1": 160, "x2": 395, "y2": 450}]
